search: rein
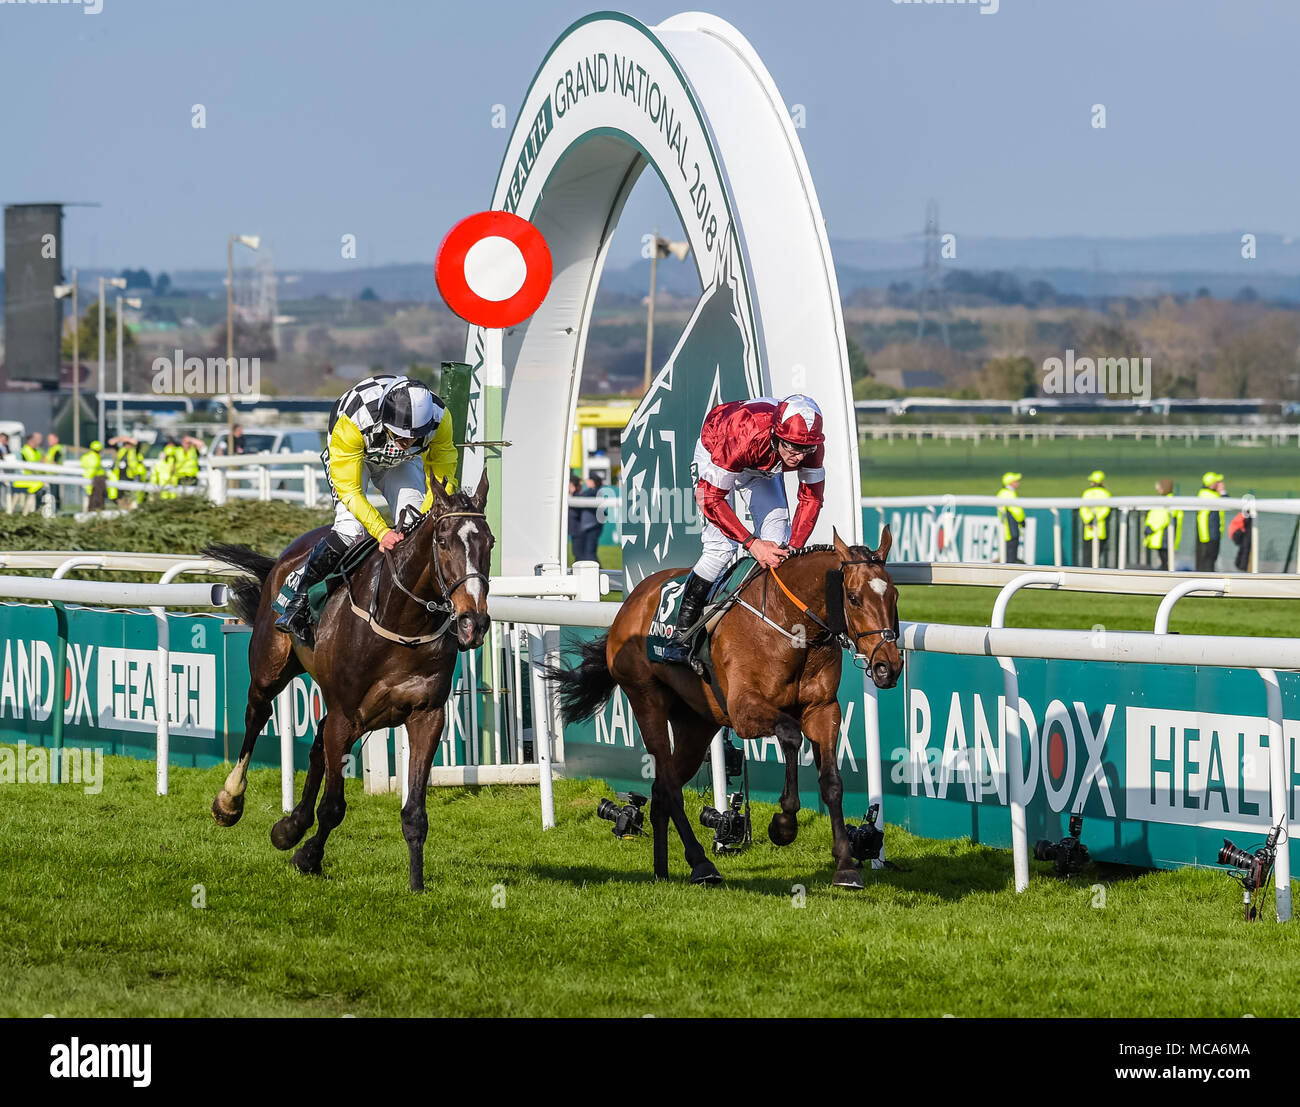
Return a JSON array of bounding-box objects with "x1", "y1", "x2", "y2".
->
[
  {"x1": 345, "y1": 508, "x2": 488, "y2": 647},
  {"x1": 758, "y1": 556, "x2": 898, "y2": 668}
]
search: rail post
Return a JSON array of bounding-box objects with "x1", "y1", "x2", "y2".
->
[
  {"x1": 992, "y1": 571, "x2": 1064, "y2": 892},
  {"x1": 1259, "y1": 670, "x2": 1292, "y2": 922},
  {"x1": 51, "y1": 602, "x2": 68, "y2": 785}
]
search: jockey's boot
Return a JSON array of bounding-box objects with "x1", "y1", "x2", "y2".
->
[
  {"x1": 658, "y1": 571, "x2": 713, "y2": 667},
  {"x1": 275, "y1": 534, "x2": 347, "y2": 648}
]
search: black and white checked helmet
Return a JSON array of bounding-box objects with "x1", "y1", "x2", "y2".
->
[{"x1": 381, "y1": 379, "x2": 438, "y2": 441}]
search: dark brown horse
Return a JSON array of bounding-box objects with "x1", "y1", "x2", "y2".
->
[
  {"x1": 204, "y1": 472, "x2": 493, "y2": 891},
  {"x1": 547, "y1": 527, "x2": 902, "y2": 888}
]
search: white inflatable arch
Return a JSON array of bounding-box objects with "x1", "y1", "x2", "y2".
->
[{"x1": 463, "y1": 11, "x2": 857, "y2": 579}]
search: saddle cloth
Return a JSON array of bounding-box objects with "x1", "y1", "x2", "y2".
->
[{"x1": 644, "y1": 559, "x2": 754, "y2": 669}]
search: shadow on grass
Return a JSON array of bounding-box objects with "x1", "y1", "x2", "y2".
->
[{"x1": 510, "y1": 847, "x2": 1153, "y2": 902}]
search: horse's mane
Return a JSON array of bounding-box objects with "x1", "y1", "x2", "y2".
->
[
  {"x1": 784, "y1": 542, "x2": 885, "y2": 566},
  {"x1": 786, "y1": 543, "x2": 836, "y2": 558},
  {"x1": 400, "y1": 488, "x2": 479, "y2": 536}
]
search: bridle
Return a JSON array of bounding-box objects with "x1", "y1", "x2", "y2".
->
[
  {"x1": 424, "y1": 509, "x2": 490, "y2": 609},
  {"x1": 347, "y1": 507, "x2": 490, "y2": 647},
  {"x1": 762, "y1": 553, "x2": 898, "y2": 671},
  {"x1": 828, "y1": 556, "x2": 900, "y2": 672}
]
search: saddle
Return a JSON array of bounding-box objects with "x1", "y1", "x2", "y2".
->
[
  {"x1": 645, "y1": 559, "x2": 758, "y2": 673},
  {"x1": 270, "y1": 535, "x2": 377, "y2": 623}
]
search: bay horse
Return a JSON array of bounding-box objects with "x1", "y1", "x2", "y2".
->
[
  {"x1": 203, "y1": 471, "x2": 493, "y2": 891},
  {"x1": 548, "y1": 527, "x2": 902, "y2": 888}
]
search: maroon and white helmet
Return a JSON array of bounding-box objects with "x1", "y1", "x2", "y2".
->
[{"x1": 774, "y1": 395, "x2": 824, "y2": 447}]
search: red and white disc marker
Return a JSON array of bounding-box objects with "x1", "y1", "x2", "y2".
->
[{"x1": 435, "y1": 211, "x2": 552, "y2": 328}]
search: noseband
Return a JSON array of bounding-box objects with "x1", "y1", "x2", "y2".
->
[
  {"x1": 385, "y1": 509, "x2": 488, "y2": 612},
  {"x1": 428, "y1": 509, "x2": 490, "y2": 608}
]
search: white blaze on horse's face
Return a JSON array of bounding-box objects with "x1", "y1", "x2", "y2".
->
[
  {"x1": 868, "y1": 578, "x2": 888, "y2": 596},
  {"x1": 458, "y1": 520, "x2": 483, "y2": 602}
]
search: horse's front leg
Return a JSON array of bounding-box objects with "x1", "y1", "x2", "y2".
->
[
  {"x1": 768, "y1": 736, "x2": 802, "y2": 846},
  {"x1": 728, "y1": 692, "x2": 806, "y2": 849},
  {"x1": 401, "y1": 706, "x2": 446, "y2": 892},
  {"x1": 802, "y1": 700, "x2": 860, "y2": 889}
]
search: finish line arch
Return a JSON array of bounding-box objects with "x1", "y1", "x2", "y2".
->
[{"x1": 462, "y1": 11, "x2": 858, "y2": 582}]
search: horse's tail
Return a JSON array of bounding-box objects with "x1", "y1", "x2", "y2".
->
[
  {"x1": 202, "y1": 543, "x2": 276, "y2": 626},
  {"x1": 541, "y1": 634, "x2": 616, "y2": 724}
]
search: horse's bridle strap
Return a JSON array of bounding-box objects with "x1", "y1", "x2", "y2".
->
[
  {"x1": 348, "y1": 598, "x2": 452, "y2": 646},
  {"x1": 344, "y1": 506, "x2": 488, "y2": 647}
]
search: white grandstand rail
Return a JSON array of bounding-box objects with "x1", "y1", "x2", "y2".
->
[
  {"x1": 855, "y1": 423, "x2": 1300, "y2": 447},
  {"x1": 0, "y1": 551, "x2": 246, "y2": 574},
  {"x1": 1154, "y1": 579, "x2": 1229, "y2": 634},
  {"x1": 0, "y1": 576, "x2": 225, "y2": 606},
  {"x1": 203, "y1": 451, "x2": 321, "y2": 506},
  {"x1": 898, "y1": 620, "x2": 1300, "y2": 669}
]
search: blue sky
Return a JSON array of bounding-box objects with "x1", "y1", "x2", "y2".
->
[{"x1": 2, "y1": 0, "x2": 1297, "y2": 273}]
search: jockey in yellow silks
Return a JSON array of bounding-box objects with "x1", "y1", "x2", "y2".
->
[{"x1": 276, "y1": 374, "x2": 458, "y2": 645}]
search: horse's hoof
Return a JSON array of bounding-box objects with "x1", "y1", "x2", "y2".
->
[
  {"x1": 211, "y1": 790, "x2": 244, "y2": 827},
  {"x1": 767, "y1": 812, "x2": 798, "y2": 847},
  {"x1": 291, "y1": 847, "x2": 322, "y2": 876},
  {"x1": 270, "y1": 816, "x2": 305, "y2": 851},
  {"x1": 832, "y1": 868, "x2": 865, "y2": 890},
  {"x1": 690, "y1": 861, "x2": 723, "y2": 886}
]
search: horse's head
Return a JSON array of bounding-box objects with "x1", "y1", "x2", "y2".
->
[
  {"x1": 429, "y1": 470, "x2": 494, "y2": 651},
  {"x1": 831, "y1": 525, "x2": 902, "y2": 689}
]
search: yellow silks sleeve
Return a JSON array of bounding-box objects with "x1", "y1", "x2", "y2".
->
[
  {"x1": 328, "y1": 414, "x2": 391, "y2": 540},
  {"x1": 417, "y1": 413, "x2": 459, "y2": 514}
]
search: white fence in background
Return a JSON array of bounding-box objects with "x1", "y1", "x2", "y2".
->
[{"x1": 855, "y1": 423, "x2": 1300, "y2": 447}]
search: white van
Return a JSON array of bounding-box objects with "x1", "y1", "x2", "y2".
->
[{"x1": 207, "y1": 427, "x2": 324, "y2": 457}]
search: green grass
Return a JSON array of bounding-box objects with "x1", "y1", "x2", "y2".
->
[
  {"x1": 0, "y1": 750, "x2": 1292, "y2": 1017},
  {"x1": 898, "y1": 587, "x2": 1299, "y2": 638},
  {"x1": 859, "y1": 435, "x2": 1300, "y2": 498}
]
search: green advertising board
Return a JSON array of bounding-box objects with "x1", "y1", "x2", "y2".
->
[
  {"x1": 861, "y1": 504, "x2": 1065, "y2": 566},
  {"x1": 0, "y1": 603, "x2": 227, "y2": 767},
  {"x1": 891, "y1": 650, "x2": 1300, "y2": 870},
  {"x1": 1, "y1": 606, "x2": 507, "y2": 782}
]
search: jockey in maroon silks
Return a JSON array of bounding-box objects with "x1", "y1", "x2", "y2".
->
[{"x1": 659, "y1": 394, "x2": 826, "y2": 665}]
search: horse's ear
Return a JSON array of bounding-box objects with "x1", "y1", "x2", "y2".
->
[
  {"x1": 832, "y1": 527, "x2": 852, "y2": 561},
  {"x1": 874, "y1": 524, "x2": 893, "y2": 563},
  {"x1": 471, "y1": 468, "x2": 489, "y2": 512},
  {"x1": 431, "y1": 477, "x2": 453, "y2": 511}
]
